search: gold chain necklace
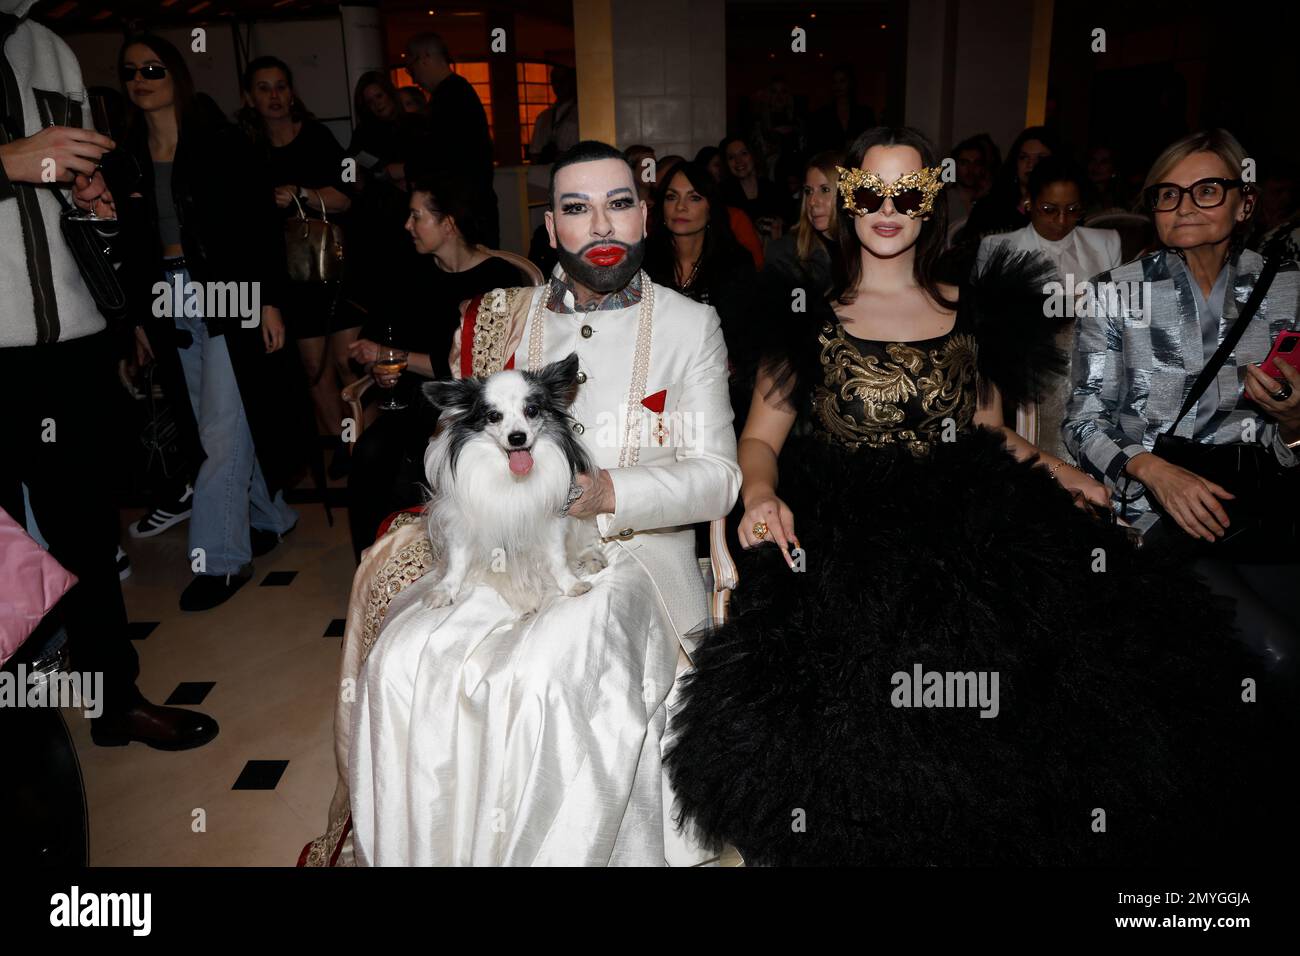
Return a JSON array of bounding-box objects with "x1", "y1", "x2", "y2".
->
[{"x1": 525, "y1": 270, "x2": 655, "y2": 468}]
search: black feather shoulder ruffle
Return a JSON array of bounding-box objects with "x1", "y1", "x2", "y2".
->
[
  {"x1": 744, "y1": 247, "x2": 1068, "y2": 418},
  {"x1": 962, "y1": 244, "x2": 1070, "y2": 411}
]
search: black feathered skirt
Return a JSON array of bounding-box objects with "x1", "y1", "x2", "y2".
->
[{"x1": 666, "y1": 427, "x2": 1295, "y2": 866}]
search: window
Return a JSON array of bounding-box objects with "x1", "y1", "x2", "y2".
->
[
  {"x1": 517, "y1": 62, "x2": 558, "y2": 162},
  {"x1": 452, "y1": 62, "x2": 493, "y2": 141},
  {"x1": 389, "y1": 62, "x2": 562, "y2": 161},
  {"x1": 390, "y1": 63, "x2": 494, "y2": 139}
]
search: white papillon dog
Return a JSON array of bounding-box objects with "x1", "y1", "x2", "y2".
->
[{"x1": 419, "y1": 353, "x2": 607, "y2": 615}]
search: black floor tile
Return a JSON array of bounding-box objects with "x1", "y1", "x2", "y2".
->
[
  {"x1": 163, "y1": 681, "x2": 216, "y2": 706},
  {"x1": 323, "y1": 618, "x2": 346, "y2": 637},
  {"x1": 127, "y1": 621, "x2": 159, "y2": 641},
  {"x1": 232, "y1": 760, "x2": 289, "y2": 791},
  {"x1": 260, "y1": 570, "x2": 298, "y2": 587}
]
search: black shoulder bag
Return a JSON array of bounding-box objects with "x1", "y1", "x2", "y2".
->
[
  {"x1": 48, "y1": 187, "x2": 129, "y2": 322},
  {"x1": 1150, "y1": 254, "x2": 1299, "y2": 561}
]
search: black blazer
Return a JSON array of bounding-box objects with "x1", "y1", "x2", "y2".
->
[
  {"x1": 115, "y1": 110, "x2": 309, "y2": 495},
  {"x1": 118, "y1": 113, "x2": 286, "y2": 333}
]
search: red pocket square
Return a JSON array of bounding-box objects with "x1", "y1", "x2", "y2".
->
[{"x1": 641, "y1": 389, "x2": 667, "y2": 413}]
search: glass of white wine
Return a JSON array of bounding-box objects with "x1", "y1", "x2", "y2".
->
[{"x1": 375, "y1": 328, "x2": 408, "y2": 411}]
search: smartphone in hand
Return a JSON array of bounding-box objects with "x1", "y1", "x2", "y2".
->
[{"x1": 1260, "y1": 329, "x2": 1300, "y2": 378}]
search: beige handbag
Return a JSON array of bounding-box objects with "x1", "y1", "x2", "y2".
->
[{"x1": 285, "y1": 190, "x2": 345, "y2": 282}]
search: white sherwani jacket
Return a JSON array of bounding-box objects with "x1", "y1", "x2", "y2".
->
[
  {"x1": 347, "y1": 275, "x2": 741, "y2": 866},
  {"x1": 513, "y1": 279, "x2": 741, "y2": 637}
]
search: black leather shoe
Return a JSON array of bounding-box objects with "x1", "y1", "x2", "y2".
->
[
  {"x1": 90, "y1": 701, "x2": 219, "y2": 751},
  {"x1": 179, "y1": 571, "x2": 251, "y2": 611}
]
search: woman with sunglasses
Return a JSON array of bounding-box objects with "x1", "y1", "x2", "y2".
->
[
  {"x1": 665, "y1": 127, "x2": 1291, "y2": 866},
  {"x1": 117, "y1": 34, "x2": 301, "y2": 611},
  {"x1": 1064, "y1": 129, "x2": 1300, "y2": 669}
]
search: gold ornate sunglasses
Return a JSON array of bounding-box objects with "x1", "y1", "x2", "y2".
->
[{"x1": 835, "y1": 165, "x2": 946, "y2": 218}]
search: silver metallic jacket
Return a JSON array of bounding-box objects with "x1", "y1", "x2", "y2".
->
[{"x1": 1063, "y1": 247, "x2": 1300, "y2": 522}]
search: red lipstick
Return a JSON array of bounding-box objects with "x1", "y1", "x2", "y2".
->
[{"x1": 585, "y1": 246, "x2": 626, "y2": 267}]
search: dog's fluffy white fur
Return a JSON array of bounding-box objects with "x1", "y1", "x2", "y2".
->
[{"x1": 419, "y1": 356, "x2": 606, "y2": 616}]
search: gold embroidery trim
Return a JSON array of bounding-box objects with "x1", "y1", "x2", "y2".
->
[
  {"x1": 470, "y1": 287, "x2": 522, "y2": 378},
  {"x1": 814, "y1": 322, "x2": 977, "y2": 456},
  {"x1": 361, "y1": 512, "x2": 435, "y2": 660}
]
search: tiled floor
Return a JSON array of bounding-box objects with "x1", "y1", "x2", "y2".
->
[
  {"x1": 66, "y1": 486, "x2": 744, "y2": 867},
  {"x1": 65, "y1": 494, "x2": 351, "y2": 866}
]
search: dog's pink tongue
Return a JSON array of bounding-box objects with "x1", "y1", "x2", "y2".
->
[{"x1": 508, "y1": 449, "x2": 534, "y2": 475}]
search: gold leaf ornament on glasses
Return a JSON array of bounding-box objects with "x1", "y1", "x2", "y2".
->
[{"x1": 835, "y1": 165, "x2": 946, "y2": 219}]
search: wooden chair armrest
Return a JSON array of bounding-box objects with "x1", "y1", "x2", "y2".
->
[
  {"x1": 707, "y1": 515, "x2": 738, "y2": 623},
  {"x1": 341, "y1": 374, "x2": 376, "y2": 452},
  {"x1": 1015, "y1": 400, "x2": 1038, "y2": 446}
]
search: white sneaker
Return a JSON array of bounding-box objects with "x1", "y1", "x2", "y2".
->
[
  {"x1": 116, "y1": 545, "x2": 132, "y2": 581},
  {"x1": 129, "y1": 483, "x2": 194, "y2": 539}
]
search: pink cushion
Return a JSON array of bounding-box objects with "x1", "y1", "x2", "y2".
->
[{"x1": 0, "y1": 508, "x2": 77, "y2": 666}]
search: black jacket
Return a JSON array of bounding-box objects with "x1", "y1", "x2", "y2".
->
[{"x1": 116, "y1": 110, "x2": 309, "y2": 495}]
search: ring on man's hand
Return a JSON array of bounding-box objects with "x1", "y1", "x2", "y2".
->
[
  {"x1": 752, "y1": 520, "x2": 769, "y2": 540},
  {"x1": 1272, "y1": 381, "x2": 1293, "y2": 402}
]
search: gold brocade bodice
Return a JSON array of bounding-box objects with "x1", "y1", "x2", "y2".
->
[{"x1": 813, "y1": 319, "x2": 978, "y2": 456}]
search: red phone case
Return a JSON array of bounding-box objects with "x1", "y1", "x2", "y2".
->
[{"x1": 1260, "y1": 330, "x2": 1300, "y2": 378}]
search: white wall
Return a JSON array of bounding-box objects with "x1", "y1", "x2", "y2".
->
[
  {"x1": 610, "y1": 0, "x2": 726, "y2": 157},
  {"x1": 61, "y1": 17, "x2": 367, "y2": 147},
  {"x1": 950, "y1": 0, "x2": 1034, "y2": 153},
  {"x1": 903, "y1": 0, "x2": 1036, "y2": 155}
]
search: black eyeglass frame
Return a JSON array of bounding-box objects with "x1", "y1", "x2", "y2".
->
[{"x1": 1144, "y1": 177, "x2": 1249, "y2": 213}]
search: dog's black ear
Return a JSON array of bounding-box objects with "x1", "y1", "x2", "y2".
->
[
  {"x1": 530, "y1": 352, "x2": 581, "y2": 407},
  {"x1": 422, "y1": 377, "x2": 480, "y2": 414}
]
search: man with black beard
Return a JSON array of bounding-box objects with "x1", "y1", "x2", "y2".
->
[{"x1": 310, "y1": 141, "x2": 742, "y2": 866}]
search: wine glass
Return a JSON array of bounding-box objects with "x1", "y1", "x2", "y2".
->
[
  {"x1": 65, "y1": 91, "x2": 119, "y2": 223},
  {"x1": 374, "y1": 330, "x2": 408, "y2": 411}
]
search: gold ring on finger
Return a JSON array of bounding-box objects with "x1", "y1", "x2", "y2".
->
[{"x1": 752, "y1": 520, "x2": 768, "y2": 540}]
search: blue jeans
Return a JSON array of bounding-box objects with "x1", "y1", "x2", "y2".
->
[{"x1": 169, "y1": 268, "x2": 297, "y2": 576}]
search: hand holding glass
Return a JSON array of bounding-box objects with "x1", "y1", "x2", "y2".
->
[{"x1": 375, "y1": 345, "x2": 408, "y2": 411}]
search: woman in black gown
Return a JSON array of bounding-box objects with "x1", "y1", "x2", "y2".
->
[{"x1": 664, "y1": 127, "x2": 1293, "y2": 866}]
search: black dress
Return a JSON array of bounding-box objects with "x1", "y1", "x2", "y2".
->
[
  {"x1": 664, "y1": 248, "x2": 1295, "y2": 866},
  {"x1": 261, "y1": 119, "x2": 360, "y2": 339},
  {"x1": 347, "y1": 255, "x2": 524, "y2": 560}
]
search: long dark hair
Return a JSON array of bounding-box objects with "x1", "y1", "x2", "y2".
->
[
  {"x1": 238, "y1": 55, "x2": 313, "y2": 147},
  {"x1": 117, "y1": 33, "x2": 202, "y2": 137},
  {"x1": 988, "y1": 125, "x2": 1059, "y2": 210},
  {"x1": 645, "y1": 161, "x2": 744, "y2": 298},
  {"x1": 835, "y1": 127, "x2": 955, "y2": 310}
]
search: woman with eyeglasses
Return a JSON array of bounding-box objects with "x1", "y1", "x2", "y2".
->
[
  {"x1": 117, "y1": 34, "x2": 301, "y2": 611},
  {"x1": 664, "y1": 127, "x2": 1292, "y2": 866},
  {"x1": 976, "y1": 156, "x2": 1122, "y2": 463},
  {"x1": 1064, "y1": 128, "x2": 1300, "y2": 669}
]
